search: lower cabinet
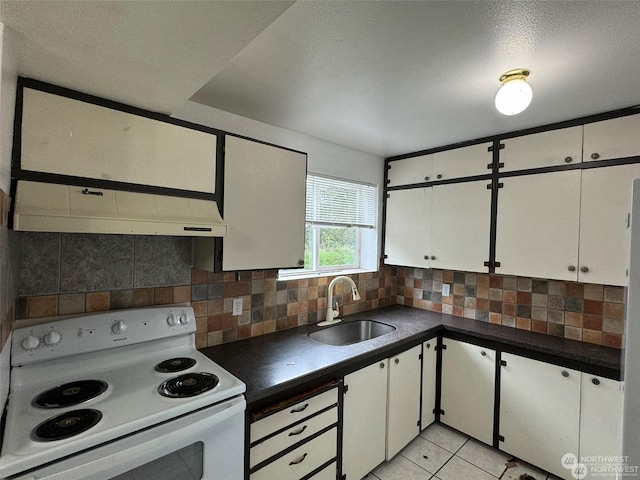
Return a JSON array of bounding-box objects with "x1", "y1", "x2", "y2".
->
[
  {"x1": 579, "y1": 373, "x2": 624, "y2": 480},
  {"x1": 249, "y1": 384, "x2": 339, "y2": 480},
  {"x1": 342, "y1": 344, "x2": 422, "y2": 478},
  {"x1": 440, "y1": 338, "x2": 495, "y2": 445},
  {"x1": 342, "y1": 360, "x2": 388, "y2": 480},
  {"x1": 386, "y1": 345, "x2": 422, "y2": 459},
  {"x1": 499, "y1": 353, "x2": 581, "y2": 479}
]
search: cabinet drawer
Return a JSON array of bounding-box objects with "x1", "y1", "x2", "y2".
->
[
  {"x1": 250, "y1": 408, "x2": 338, "y2": 468},
  {"x1": 250, "y1": 427, "x2": 337, "y2": 480},
  {"x1": 251, "y1": 388, "x2": 338, "y2": 442}
]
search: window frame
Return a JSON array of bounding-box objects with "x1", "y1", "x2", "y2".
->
[{"x1": 279, "y1": 173, "x2": 378, "y2": 280}]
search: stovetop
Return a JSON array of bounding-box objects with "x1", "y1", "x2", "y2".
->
[{"x1": 0, "y1": 307, "x2": 245, "y2": 479}]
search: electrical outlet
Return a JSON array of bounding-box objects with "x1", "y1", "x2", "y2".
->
[
  {"x1": 232, "y1": 298, "x2": 243, "y2": 316},
  {"x1": 442, "y1": 284, "x2": 451, "y2": 297}
]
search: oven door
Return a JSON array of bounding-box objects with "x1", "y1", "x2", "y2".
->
[{"x1": 14, "y1": 395, "x2": 245, "y2": 480}]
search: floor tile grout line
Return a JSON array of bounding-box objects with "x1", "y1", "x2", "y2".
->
[
  {"x1": 398, "y1": 450, "x2": 447, "y2": 477},
  {"x1": 453, "y1": 451, "x2": 506, "y2": 479},
  {"x1": 452, "y1": 454, "x2": 501, "y2": 478}
]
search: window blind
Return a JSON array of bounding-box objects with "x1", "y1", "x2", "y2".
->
[{"x1": 305, "y1": 174, "x2": 377, "y2": 229}]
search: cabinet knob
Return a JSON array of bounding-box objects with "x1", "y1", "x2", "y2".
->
[
  {"x1": 395, "y1": 358, "x2": 400, "y2": 364},
  {"x1": 297, "y1": 259, "x2": 304, "y2": 266},
  {"x1": 430, "y1": 256, "x2": 436, "y2": 260},
  {"x1": 592, "y1": 378, "x2": 600, "y2": 386},
  {"x1": 562, "y1": 370, "x2": 569, "y2": 378},
  {"x1": 581, "y1": 266, "x2": 589, "y2": 273},
  {"x1": 564, "y1": 156, "x2": 573, "y2": 163},
  {"x1": 568, "y1": 265, "x2": 576, "y2": 272},
  {"x1": 591, "y1": 153, "x2": 600, "y2": 160},
  {"x1": 424, "y1": 176, "x2": 430, "y2": 181},
  {"x1": 481, "y1": 351, "x2": 487, "y2": 357},
  {"x1": 426, "y1": 343, "x2": 431, "y2": 349},
  {"x1": 436, "y1": 174, "x2": 443, "y2": 179},
  {"x1": 424, "y1": 255, "x2": 429, "y2": 260},
  {"x1": 380, "y1": 362, "x2": 385, "y2": 369}
]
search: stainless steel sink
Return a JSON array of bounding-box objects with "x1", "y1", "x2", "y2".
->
[{"x1": 308, "y1": 320, "x2": 396, "y2": 346}]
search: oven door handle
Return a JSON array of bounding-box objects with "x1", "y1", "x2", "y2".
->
[{"x1": 13, "y1": 396, "x2": 245, "y2": 480}]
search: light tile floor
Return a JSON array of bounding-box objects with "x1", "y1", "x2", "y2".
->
[{"x1": 366, "y1": 423, "x2": 565, "y2": 480}]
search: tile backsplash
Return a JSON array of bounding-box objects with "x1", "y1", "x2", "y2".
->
[
  {"x1": 395, "y1": 267, "x2": 625, "y2": 348},
  {"x1": 15, "y1": 231, "x2": 626, "y2": 349}
]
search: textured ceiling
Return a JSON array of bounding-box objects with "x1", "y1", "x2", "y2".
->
[
  {"x1": 2, "y1": 1, "x2": 640, "y2": 158},
  {"x1": 0, "y1": 1, "x2": 294, "y2": 113}
]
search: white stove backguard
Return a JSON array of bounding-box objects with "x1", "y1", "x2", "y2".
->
[{"x1": 11, "y1": 306, "x2": 197, "y2": 367}]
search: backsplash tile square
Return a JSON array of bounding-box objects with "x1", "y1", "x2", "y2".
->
[
  {"x1": 18, "y1": 232, "x2": 60, "y2": 296},
  {"x1": 60, "y1": 234, "x2": 134, "y2": 293},
  {"x1": 133, "y1": 236, "x2": 191, "y2": 288}
]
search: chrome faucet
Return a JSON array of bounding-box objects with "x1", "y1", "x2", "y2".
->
[{"x1": 319, "y1": 276, "x2": 361, "y2": 326}]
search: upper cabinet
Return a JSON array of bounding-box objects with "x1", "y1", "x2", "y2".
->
[
  {"x1": 387, "y1": 154, "x2": 432, "y2": 187},
  {"x1": 387, "y1": 143, "x2": 492, "y2": 187},
  {"x1": 20, "y1": 87, "x2": 218, "y2": 194},
  {"x1": 495, "y1": 170, "x2": 582, "y2": 281},
  {"x1": 499, "y1": 126, "x2": 583, "y2": 172},
  {"x1": 431, "y1": 142, "x2": 493, "y2": 180},
  {"x1": 216, "y1": 135, "x2": 306, "y2": 271},
  {"x1": 583, "y1": 114, "x2": 640, "y2": 162}
]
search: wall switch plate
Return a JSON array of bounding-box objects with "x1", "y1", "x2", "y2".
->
[
  {"x1": 232, "y1": 298, "x2": 243, "y2": 316},
  {"x1": 442, "y1": 284, "x2": 451, "y2": 296}
]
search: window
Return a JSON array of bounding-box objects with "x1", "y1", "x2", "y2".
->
[{"x1": 280, "y1": 174, "x2": 378, "y2": 279}]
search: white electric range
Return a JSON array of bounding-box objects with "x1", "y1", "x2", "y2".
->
[{"x1": 0, "y1": 306, "x2": 246, "y2": 480}]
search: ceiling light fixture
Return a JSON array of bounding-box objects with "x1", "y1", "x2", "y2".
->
[{"x1": 495, "y1": 68, "x2": 532, "y2": 116}]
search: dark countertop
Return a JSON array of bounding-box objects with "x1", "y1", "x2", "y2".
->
[{"x1": 201, "y1": 305, "x2": 623, "y2": 410}]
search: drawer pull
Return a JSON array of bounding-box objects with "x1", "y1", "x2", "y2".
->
[
  {"x1": 289, "y1": 453, "x2": 308, "y2": 466},
  {"x1": 288, "y1": 425, "x2": 308, "y2": 436},
  {"x1": 290, "y1": 403, "x2": 309, "y2": 414}
]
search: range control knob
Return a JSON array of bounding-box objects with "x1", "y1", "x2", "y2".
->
[
  {"x1": 179, "y1": 314, "x2": 190, "y2": 325},
  {"x1": 22, "y1": 334, "x2": 40, "y2": 350},
  {"x1": 111, "y1": 321, "x2": 128, "y2": 334},
  {"x1": 43, "y1": 331, "x2": 61, "y2": 346},
  {"x1": 167, "y1": 314, "x2": 179, "y2": 326}
]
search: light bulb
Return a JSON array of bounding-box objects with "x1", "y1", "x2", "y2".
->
[{"x1": 495, "y1": 78, "x2": 533, "y2": 116}]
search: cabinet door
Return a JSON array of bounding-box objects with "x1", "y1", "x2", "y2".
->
[
  {"x1": 499, "y1": 353, "x2": 581, "y2": 479},
  {"x1": 584, "y1": 114, "x2": 640, "y2": 162},
  {"x1": 580, "y1": 374, "x2": 624, "y2": 479},
  {"x1": 440, "y1": 339, "x2": 495, "y2": 445},
  {"x1": 387, "y1": 345, "x2": 422, "y2": 459},
  {"x1": 431, "y1": 181, "x2": 491, "y2": 273},
  {"x1": 387, "y1": 155, "x2": 433, "y2": 187},
  {"x1": 343, "y1": 360, "x2": 388, "y2": 480},
  {"x1": 222, "y1": 136, "x2": 306, "y2": 271},
  {"x1": 579, "y1": 164, "x2": 640, "y2": 286},
  {"x1": 21, "y1": 88, "x2": 218, "y2": 194},
  {"x1": 500, "y1": 126, "x2": 583, "y2": 172},
  {"x1": 432, "y1": 143, "x2": 493, "y2": 180},
  {"x1": 384, "y1": 188, "x2": 431, "y2": 268},
  {"x1": 421, "y1": 339, "x2": 438, "y2": 429},
  {"x1": 495, "y1": 170, "x2": 581, "y2": 280}
]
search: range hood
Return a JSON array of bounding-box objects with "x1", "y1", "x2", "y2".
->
[{"x1": 13, "y1": 181, "x2": 227, "y2": 236}]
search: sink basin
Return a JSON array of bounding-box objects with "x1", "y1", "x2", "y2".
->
[{"x1": 308, "y1": 320, "x2": 396, "y2": 346}]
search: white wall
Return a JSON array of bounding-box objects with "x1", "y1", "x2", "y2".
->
[
  {"x1": 0, "y1": 23, "x2": 18, "y2": 414},
  {"x1": 172, "y1": 101, "x2": 386, "y2": 260}
]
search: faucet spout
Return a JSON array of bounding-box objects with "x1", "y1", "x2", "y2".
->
[{"x1": 318, "y1": 276, "x2": 361, "y2": 327}]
